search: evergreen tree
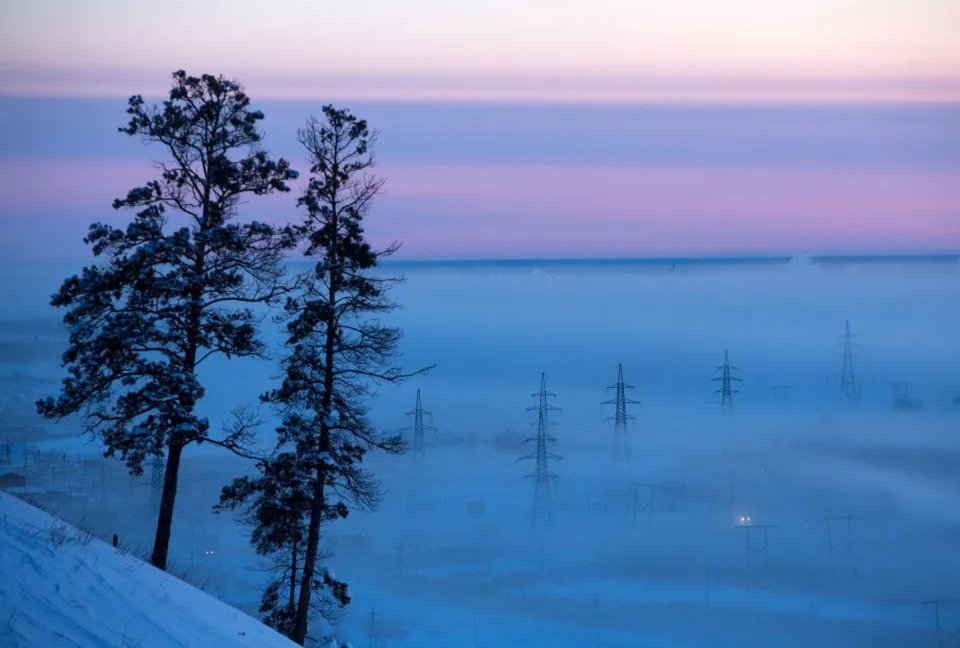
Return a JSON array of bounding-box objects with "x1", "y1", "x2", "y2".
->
[
  {"x1": 217, "y1": 447, "x2": 347, "y2": 637},
  {"x1": 37, "y1": 70, "x2": 297, "y2": 570},
  {"x1": 218, "y1": 450, "x2": 313, "y2": 635},
  {"x1": 222, "y1": 106, "x2": 423, "y2": 645}
]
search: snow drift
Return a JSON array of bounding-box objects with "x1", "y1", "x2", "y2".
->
[{"x1": 0, "y1": 491, "x2": 297, "y2": 648}]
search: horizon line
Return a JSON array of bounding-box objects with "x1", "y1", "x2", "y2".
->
[
  {"x1": 4, "y1": 252, "x2": 959, "y2": 269},
  {"x1": 377, "y1": 252, "x2": 960, "y2": 265}
]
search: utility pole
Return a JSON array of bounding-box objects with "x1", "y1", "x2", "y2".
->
[
  {"x1": 713, "y1": 350, "x2": 741, "y2": 411},
  {"x1": 402, "y1": 389, "x2": 436, "y2": 458},
  {"x1": 367, "y1": 607, "x2": 379, "y2": 648},
  {"x1": 824, "y1": 514, "x2": 858, "y2": 580},
  {"x1": 840, "y1": 320, "x2": 860, "y2": 404},
  {"x1": 922, "y1": 599, "x2": 960, "y2": 646},
  {"x1": 736, "y1": 520, "x2": 777, "y2": 586},
  {"x1": 602, "y1": 363, "x2": 639, "y2": 460},
  {"x1": 520, "y1": 373, "x2": 561, "y2": 527},
  {"x1": 770, "y1": 385, "x2": 792, "y2": 404}
]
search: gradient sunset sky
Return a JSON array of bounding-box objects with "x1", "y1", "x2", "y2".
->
[{"x1": 1, "y1": 0, "x2": 958, "y2": 259}]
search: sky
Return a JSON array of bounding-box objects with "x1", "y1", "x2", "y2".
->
[{"x1": 0, "y1": 0, "x2": 959, "y2": 259}]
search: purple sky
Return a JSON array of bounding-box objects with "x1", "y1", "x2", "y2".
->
[
  {"x1": 4, "y1": 1, "x2": 959, "y2": 102},
  {"x1": 1, "y1": 0, "x2": 959, "y2": 259},
  {"x1": 0, "y1": 99, "x2": 957, "y2": 260}
]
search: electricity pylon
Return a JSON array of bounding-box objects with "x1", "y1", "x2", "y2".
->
[
  {"x1": 602, "y1": 363, "x2": 639, "y2": 460},
  {"x1": 520, "y1": 373, "x2": 561, "y2": 526},
  {"x1": 840, "y1": 320, "x2": 860, "y2": 403},
  {"x1": 402, "y1": 389, "x2": 436, "y2": 457},
  {"x1": 713, "y1": 350, "x2": 741, "y2": 411}
]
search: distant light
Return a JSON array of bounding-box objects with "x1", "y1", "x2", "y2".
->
[{"x1": 738, "y1": 515, "x2": 751, "y2": 525}]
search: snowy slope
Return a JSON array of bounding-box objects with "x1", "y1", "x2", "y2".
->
[{"x1": 0, "y1": 491, "x2": 297, "y2": 648}]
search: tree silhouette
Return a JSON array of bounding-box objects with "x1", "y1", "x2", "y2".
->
[
  {"x1": 223, "y1": 106, "x2": 426, "y2": 645},
  {"x1": 38, "y1": 70, "x2": 297, "y2": 570}
]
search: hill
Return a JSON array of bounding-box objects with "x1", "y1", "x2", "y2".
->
[{"x1": 0, "y1": 491, "x2": 298, "y2": 648}]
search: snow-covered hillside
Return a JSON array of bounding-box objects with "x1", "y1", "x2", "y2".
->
[{"x1": 0, "y1": 491, "x2": 297, "y2": 648}]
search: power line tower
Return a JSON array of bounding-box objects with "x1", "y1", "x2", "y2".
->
[
  {"x1": 520, "y1": 373, "x2": 561, "y2": 526},
  {"x1": 602, "y1": 363, "x2": 639, "y2": 460},
  {"x1": 150, "y1": 453, "x2": 164, "y2": 510},
  {"x1": 713, "y1": 350, "x2": 741, "y2": 411},
  {"x1": 402, "y1": 389, "x2": 436, "y2": 457},
  {"x1": 840, "y1": 320, "x2": 860, "y2": 403}
]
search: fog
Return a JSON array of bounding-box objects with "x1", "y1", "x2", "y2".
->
[{"x1": 1, "y1": 256, "x2": 958, "y2": 646}]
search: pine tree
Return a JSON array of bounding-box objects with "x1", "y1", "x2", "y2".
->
[
  {"x1": 225, "y1": 106, "x2": 423, "y2": 645},
  {"x1": 217, "y1": 451, "x2": 332, "y2": 635},
  {"x1": 36, "y1": 70, "x2": 297, "y2": 570}
]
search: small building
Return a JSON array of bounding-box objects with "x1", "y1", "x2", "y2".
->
[{"x1": 0, "y1": 472, "x2": 27, "y2": 489}]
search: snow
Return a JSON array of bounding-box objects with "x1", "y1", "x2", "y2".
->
[{"x1": 0, "y1": 491, "x2": 297, "y2": 648}]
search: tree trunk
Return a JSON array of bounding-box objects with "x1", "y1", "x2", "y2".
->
[
  {"x1": 289, "y1": 540, "x2": 298, "y2": 614},
  {"x1": 150, "y1": 240, "x2": 203, "y2": 571},
  {"x1": 150, "y1": 439, "x2": 184, "y2": 570},
  {"x1": 292, "y1": 153, "x2": 340, "y2": 645},
  {"x1": 291, "y1": 472, "x2": 325, "y2": 644}
]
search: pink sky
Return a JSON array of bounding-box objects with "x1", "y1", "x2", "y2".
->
[
  {"x1": 1, "y1": 157, "x2": 956, "y2": 260},
  {"x1": 0, "y1": 3, "x2": 958, "y2": 259},
  {"x1": 2, "y1": 1, "x2": 960, "y2": 102},
  {"x1": 381, "y1": 165, "x2": 959, "y2": 255}
]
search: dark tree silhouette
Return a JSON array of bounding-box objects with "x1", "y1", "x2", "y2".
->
[
  {"x1": 217, "y1": 446, "x2": 348, "y2": 637},
  {"x1": 37, "y1": 70, "x2": 297, "y2": 571},
  {"x1": 221, "y1": 106, "x2": 425, "y2": 645},
  {"x1": 218, "y1": 450, "x2": 318, "y2": 635}
]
